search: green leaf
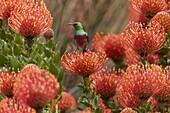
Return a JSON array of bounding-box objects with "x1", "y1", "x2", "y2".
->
[
  {"x1": 6, "y1": 34, "x2": 14, "y2": 41},
  {"x1": 7, "y1": 44, "x2": 13, "y2": 56},
  {"x1": 159, "y1": 47, "x2": 170, "y2": 54},
  {"x1": 34, "y1": 54, "x2": 42, "y2": 64},
  {"x1": 44, "y1": 47, "x2": 52, "y2": 58},
  {"x1": 56, "y1": 95, "x2": 62, "y2": 103},
  {"x1": 0, "y1": 41, "x2": 2, "y2": 49},
  {"x1": 46, "y1": 39, "x2": 55, "y2": 48},
  {"x1": 94, "y1": 95, "x2": 100, "y2": 105},
  {"x1": 9, "y1": 56, "x2": 20, "y2": 72},
  {"x1": 57, "y1": 68, "x2": 64, "y2": 82},
  {"x1": 2, "y1": 41, "x2": 8, "y2": 55},
  {"x1": 0, "y1": 54, "x2": 8, "y2": 66},
  {"x1": 83, "y1": 87, "x2": 91, "y2": 94},
  {"x1": 58, "y1": 84, "x2": 62, "y2": 96},
  {"x1": 0, "y1": 21, "x2": 3, "y2": 27},
  {"x1": 77, "y1": 106, "x2": 83, "y2": 111},
  {"x1": 13, "y1": 44, "x2": 20, "y2": 56},
  {"x1": 0, "y1": 30, "x2": 6, "y2": 39},
  {"x1": 81, "y1": 101, "x2": 91, "y2": 107},
  {"x1": 168, "y1": 106, "x2": 170, "y2": 113},
  {"x1": 53, "y1": 51, "x2": 60, "y2": 65},
  {"x1": 14, "y1": 34, "x2": 24, "y2": 44},
  {"x1": 0, "y1": 94, "x2": 4, "y2": 100},
  {"x1": 49, "y1": 64, "x2": 59, "y2": 77},
  {"x1": 90, "y1": 91, "x2": 95, "y2": 99},
  {"x1": 95, "y1": 107, "x2": 102, "y2": 113},
  {"x1": 78, "y1": 95, "x2": 84, "y2": 103},
  {"x1": 29, "y1": 59, "x2": 38, "y2": 65},
  {"x1": 77, "y1": 83, "x2": 84, "y2": 89},
  {"x1": 34, "y1": 43, "x2": 43, "y2": 54}
]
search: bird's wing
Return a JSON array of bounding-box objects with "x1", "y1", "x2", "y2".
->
[
  {"x1": 86, "y1": 35, "x2": 89, "y2": 43},
  {"x1": 83, "y1": 27, "x2": 89, "y2": 43}
]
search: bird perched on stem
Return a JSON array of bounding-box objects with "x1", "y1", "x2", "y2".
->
[{"x1": 67, "y1": 22, "x2": 89, "y2": 53}]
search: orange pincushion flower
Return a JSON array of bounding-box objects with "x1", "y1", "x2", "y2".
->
[
  {"x1": 0, "y1": 0, "x2": 17, "y2": 20},
  {"x1": 153, "y1": 66, "x2": 170, "y2": 100},
  {"x1": 0, "y1": 71, "x2": 17, "y2": 97},
  {"x1": 43, "y1": 28, "x2": 54, "y2": 41},
  {"x1": 0, "y1": 98, "x2": 35, "y2": 113},
  {"x1": 117, "y1": 64, "x2": 164, "y2": 108},
  {"x1": 73, "y1": 99, "x2": 112, "y2": 113},
  {"x1": 98, "y1": 99, "x2": 113, "y2": 113},
  {"x1": 128, "y1": 0, "x2": 168, "y2": 22},
  {"x1": 117, "y1": 84, "x2": 141, "y2": 108},
  {"x1": 150, "y1": 11, "x2": 170, "y2": 32},
  {"x1": 120, "y1": 108, "x2": 137, "y2": 113},
  {"x1": 92, "y1": 32, "x2": 105, "y2": 52},
  {"x1": 72, "y1": 107, "x2": 93, "y2": 113},
  {"x1": 60, "y1": 51, "x2": 108, "y2": 76},
  {"x1": 89, "y1": 69, "x2": 122, "y2": 98},
  {"x1": 125, "y1": 49, "x2": 160, "y2": 65},
  {"x1": 58, "y1": 92, "x2": 76, "y2": 112},
  {"x1": 147, "y1": 96, "x2": 159, "y2": 110},
  {"x1": 102, "y1": 34, "x2": 125, "y2": 61},
  {"x1": 13, "y1": 64, "x2": 60, "y2": 109},
  {"x1": 92, "y1": 32, "x2": 125, "y2": 61},
  {"x1": 124, "y1": 48, "x2": 142, "y2": 66},
  {"x1": 128, "y1": 4, "x2": 148, "y2": 23},
  {"x1": 121, "y1": 22, "x2": 166, "y2": 55},
  {"x1": 19, "y1": 64, "x2": 39, "y2": 73},
  {"x1": 147, "y1": 53, "x2": 160, "y2": 64},
  {"x1": 8, "y1": 0, "x2": 53, "y2": 39}
]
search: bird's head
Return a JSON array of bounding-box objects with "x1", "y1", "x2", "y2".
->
[{"x1": 67, "y1": 22, "x2": 83, "y2": 30}]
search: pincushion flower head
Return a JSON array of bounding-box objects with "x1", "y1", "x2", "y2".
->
[
  {"x1": 98, "y1": 99, "x2": 113, "y2": 113},
  {"x1": 58, "y1": 92, "x2": 76, "y2": 113},
  {"x1": 43, "y1": 28, "x2": 54, "y2": 41},
  {"x1": 150, "y1": 10, "x2": 170, "y2": 32},
  {"x1": 0, "y1": 98, "x2": 36, "y2": 113},
  {"x1": 146, "y1": 53, "x2": 160, "y2": 64},
  {"x1": 13, "y1": 64, "x2": 60, "y2": 111},
  {"x1": 89, "y1": 68, "x2": 122, "y2": 98},
  {"x1": 120, "y1": 108, "x2": 137, "y2": 113},
  {"x1": 128, "y1": 0, "x2": 168, "y2": 23},
  {"x1": 124, "y1": 48, "x2": 160, "y2": 66},
  {"x1": 72, "y1": 107, "x2": 93, "y2": 113},
  {"x1": 153, "y1": 66, "x2": 170, "y2": 101},
  {"x1": 19, "y1": 63, "x2": 39, "y2": 73},
  {"x1": 117, "y1": 64, "x2": 164, "y2": 108},
  {"x1": 0, "y1": 0, "x2": 17, "y2": 20},
  {"x1": 8, "y1": 0, "x2": 53, "y2": 46},
  {"x1": 61, "y1": 51, "x2": 108, "y2": 77},
  {"x1": 124, "y1": 48, "x2": 142, "y2": 66},
  {"x1": 92, "y1": 32, "x2": 125, "y2": 62},
  {"x1": 121, "y1": 21, "x2": 166, "y2": 56},
  {"x1": 0, "y1": 71, "x2": 17, "y2": 97}
]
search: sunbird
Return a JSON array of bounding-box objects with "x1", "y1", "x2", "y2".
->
[{"x1": 67, "y1": 22, "x2": 89, "y2": 53}]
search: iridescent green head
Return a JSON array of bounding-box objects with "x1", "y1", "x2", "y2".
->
[
  {"x1": 67, "y1": 22, "x2": 84, "y2": 30},
  {"x1": 67, "y1": 22, "x2": 87, "y2": 35}
]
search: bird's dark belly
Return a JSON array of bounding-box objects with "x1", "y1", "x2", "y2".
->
[{"x1": 75, "y1": 39, "x2": 88, "y2": 48}]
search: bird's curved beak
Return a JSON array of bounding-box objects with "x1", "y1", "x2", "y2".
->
[
  {"x1": 67, "y1": 22, "x2": 77, "y2": 26},
  {"x1": 67, "y1": 23, "x2": 74, "y2": 26}
]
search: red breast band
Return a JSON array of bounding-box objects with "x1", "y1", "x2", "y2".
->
[{"x1": 74, "y1": 35, "x2": 87, "y2": 40}]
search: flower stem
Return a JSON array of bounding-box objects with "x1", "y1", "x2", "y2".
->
[
  {"x1": 36, "y1": 108, "x2": 43, "y2": 113},
  {"x1": 83, "y1": 76, "x2": 89, "y2": 86},
  {"x1": 25, "y1": 36, "x2": 34, "y2": 47}
]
